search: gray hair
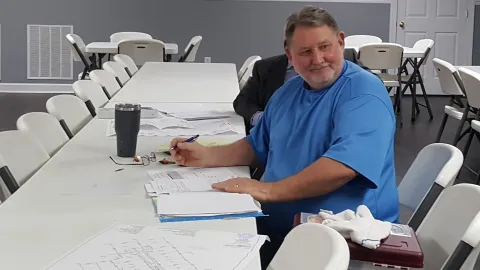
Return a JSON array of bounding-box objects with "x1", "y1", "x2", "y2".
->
[{"x1": 284, "y1": 6, "x2": 339, "y2": 47}]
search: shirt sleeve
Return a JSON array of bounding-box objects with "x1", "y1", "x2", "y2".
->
[
  {"x1": 323, "y1": 94, "x2": 395, "y2": 189},
  {"x1": 246, "y1": 103, "x2": 271, "y2": 166}
]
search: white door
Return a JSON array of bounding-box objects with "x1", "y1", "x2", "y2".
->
[{"x1": 396, "y1": 0, "x2": 470, "y2": 95}]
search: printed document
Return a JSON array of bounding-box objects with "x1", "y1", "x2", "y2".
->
[{"x1": 44, "y1": 223, "x2": 266, "y2": 270}]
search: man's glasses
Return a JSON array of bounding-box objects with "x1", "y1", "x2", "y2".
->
[{"x1": 109, "y1": 152, "x2": 157, "y2": 166}]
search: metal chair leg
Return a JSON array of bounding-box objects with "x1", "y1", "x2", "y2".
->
[
  {"x1": 418, "y1": 75, "x2": 433, "y2": 119},
  {"x1": 435, "y1": 113, "x2": 449, "y2": 142},
  {"x1": 453, "y1": 105, "x2": 470, "y2": 146},
  {"x1": 462, "y1": 129, "x2": 476, "y2": 158}
]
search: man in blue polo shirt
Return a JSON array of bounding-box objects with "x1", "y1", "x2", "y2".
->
[{"x1": 170, "y1": 5, "x2": 399, "y2": 269}]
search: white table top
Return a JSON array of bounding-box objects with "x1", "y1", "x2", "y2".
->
[
  {"x1": 0, "y1": 103, "x2": 259, "y2": 267},
  {"x1": 86, "y1": 41, "x2": 178, "y2": 55},
  {"x1": 346, "y1": 45, "x2": 424, "y2": 58},
  {"x1": 110, "y1": 62, "x2": 241, "y2": 103}
]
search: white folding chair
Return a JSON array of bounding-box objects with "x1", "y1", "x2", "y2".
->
[
  {"x1": 113, "y1": 54, "x2": 138, "y2": 77},
  {"x1": 457, "y1": 67, "x2": 480, "y2": 183},
  {"x1": 103, "y1": 61, "x2": 130, "y2": 87},
  {"x1": 16, "y1": 112, "x2": 69, "y2": 157},
  {"x1": 397, "y1": 143, "x2": 463, "y2": 229},
  {"x1": 441, "y1": 211, "x2": 480, "y2": 270},
  {"x1": 110, "y1": 32, "x2": 152, "y2": 43},
  {"x1": 89, "y1": 70, "x2": 121, "y2": 98},
  {"x1": 238, "y1": 55, "x2": 262, "y2": 81},
  {"x1": 267, "y1": 223, "x2": 350, "y2": 270},
  {"x1": 0, "y1": 131, "x2": 50, "y2": 194},
  {"x1": 401, "y1": 39, "x2": 435, "y2": 121},
  {"x1": 239, "y1": 57, "x2": 261, "y2": 90},
  {"x1": 358, "y1": 43, "x2": 404, "y2": 124},
  {"x1": 46, "y1": 95, "x2": 92, "y2": 138},
  {"x1": 433, "y1": 58, "x2": 472, "y2": 143},
  {"x1": 117, "y1": 39, "x2": 165, "y2": 66},
  {"x1": 178, "y1": 36, "x2": 202, "y2": 62},
  {"x1": 72, "y1": 80, "x2": 109, "y2": 117},
  {"x1": 66, "y1": 34, "x2": 94, "y2": 79},
  {"x1": 416, "y1": 183, "x2": 480, "y2": 269},
  {"x1": 345, "y1": 35, "x2": 382, "y2": 48}
]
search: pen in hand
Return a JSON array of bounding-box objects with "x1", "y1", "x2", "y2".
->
[{"x1": 170, "y1": 134, "x2": 200, "y2": 150}]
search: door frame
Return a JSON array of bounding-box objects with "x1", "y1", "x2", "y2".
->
[{"x1": 390, "y1": 0, "x2": 475, "y2": 65}]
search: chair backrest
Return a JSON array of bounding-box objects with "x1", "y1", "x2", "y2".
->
[
  {"x1": 72, "y1": 80, "x2": 109, "y2": 116},
  {"x1": 89, "y1": 70, "x2": 121, "y2": 98},
  {"x1": 118, "y1": 39, "x2": 165, "y2": 66},
  {"x1": 441, "y1": 211, "x2": 480, "y2": 270},
  {"x1": 16, "y1": 112, "x2": 69, "y2": 157},
  {"x1": 358, "y1": 43, "x2": 404, "y2": 70},
  {"x1": 65, "y1": 34, "x2": 90, "y2": 65},
  {"x1": 238, "y1": 55, "x2": 262, "y2": 80},
  {"x1": 239, "y1": 57, "x2": 261, "y2": 89},
  {"x1": 113, "y1": 54, "x2": 139, "y2": 77},
  {"x1": 416, "y1": 184, "x2": 480, "y2": 270},
  {"x1": 433, "y1": 58, "x2": 465, "y2": 96},
  {"x1": 110, "y1": 32, "x2": 152, "y2": 43},
  {"x1": 103, "y1": 61, "x2": 131, "y2": 86},
  {"x1": 267, "y1": 223, "x2": 350, "y2": 270},
  {"x1": 0, "y1": 153, "x2": 20, "y2": 196},
  {"x1": 413, "y1": 39, "x2": 435, "y2": 65},
  {"x1": 397, "y1": 143, "x2": 464, "y2": 230},
  {"x1": 0, "y1": 131, "x2": 50, "y2": 187},
  {"x1": 46, "y1": 95, "x2": 92, "y2": 137},
  {"x1": 458, "y1": 67, "x2": 480, "y2": 109},
  {"x1": 181, "y1": 36, "x2": 202, "y2": 62},
  {"x1": 345, "y1": 35, "x2": 382, "y2": 47}
]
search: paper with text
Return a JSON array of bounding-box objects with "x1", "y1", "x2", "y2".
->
[
  {"x1": 107, "y1": 119, "x2": 238, "y2": 137},
  {"x1": 156, "y1": 192, "x2": 262, "y2": 216},
  {"x1": 45, "y1": 223, "x2": 266, "y2": 270},
  {"x1": 168, "y1": 110, "x2": 231, "y2": 121},
  {"x1": 148, "y1": 167, "x2": 239, "y2": 194}
]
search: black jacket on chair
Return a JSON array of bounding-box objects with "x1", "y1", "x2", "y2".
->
[{"x1": 233, "y1": 54, "x2": 289, "y2": 132}]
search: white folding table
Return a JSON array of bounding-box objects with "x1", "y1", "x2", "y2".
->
[
  {"x1": 0, "y1": 68, "x2": 259, "y2": 269},
  {"x1": 110, "y1": 62, "x2": 241, "y2": 104},
  {"x1": 86, "y1": 42, "x2": 179, "y2": 67}
]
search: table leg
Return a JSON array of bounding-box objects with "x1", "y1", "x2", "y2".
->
[
  {"x1": 411, "y1": 59, "x2": 418, "y2": 122},
  {"x1": 98, "y1": 53, "x2": 106, "y2": 68}
]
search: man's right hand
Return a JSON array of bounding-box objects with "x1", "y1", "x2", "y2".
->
[{"x1": 169, "y1": 137, "x2": 214, "y2": 167}]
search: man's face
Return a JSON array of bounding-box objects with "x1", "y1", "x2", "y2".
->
[{"x1": 285, "y1": 25, "x2": 345, "y2": 90}]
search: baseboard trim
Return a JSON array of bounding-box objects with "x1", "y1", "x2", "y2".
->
[{"x1": 0, "y1": 83, "x2": 73, "y2": 93}]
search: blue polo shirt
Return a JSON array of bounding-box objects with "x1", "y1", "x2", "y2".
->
[{"x1": 247, "y1": 60, "x2": 399, "y2": 238}]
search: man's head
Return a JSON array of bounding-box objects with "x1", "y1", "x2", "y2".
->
[{"x1": 284, "y1": 6, "x2": 345, "y2": 90}]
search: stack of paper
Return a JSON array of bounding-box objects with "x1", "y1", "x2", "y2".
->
[
  {"x1": 45, "y1": 223, "x2": 267, "y2": 270},
  {"x1": 156, "y1": 192, "x2": 262, "y2": 217},
  {"x1": 168, "y1": 110, "x2": 232, "y2": 121},
  {"x1": 106, "y1": 117, "x2": 238, "y2": 137},
  {"x1": 145, "y1": 167, "x2": 240, "y2": 195},
  {"x1": 144, "y1": 167, "x2": 264, "y2": 222}
]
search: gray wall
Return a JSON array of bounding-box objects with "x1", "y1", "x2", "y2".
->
[
  {"x1": 0, "y1": 0, "x2": 390, "y2": 84},
  {"x1": 474, "y1": 5, "x2": 480, "y2": 65}
]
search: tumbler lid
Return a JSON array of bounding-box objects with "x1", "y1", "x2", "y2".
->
[{"x1": 115, "y1": 103, "x2": 141, "y2": 112}]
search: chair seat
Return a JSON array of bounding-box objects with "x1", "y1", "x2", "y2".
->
[
  {"x1": 471, "y1": 120, "x2": 480, "y2": 133},
  {"x1": 377, "y1": 73, "x2": 400, "y2": 87},
  {"x1": 444, "y1": 105, "x2": 474, "y2": 120}
]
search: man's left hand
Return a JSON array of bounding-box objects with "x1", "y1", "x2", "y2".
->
[{"x1": 212, "y1": 178, "x2": 273, "y2": 202}]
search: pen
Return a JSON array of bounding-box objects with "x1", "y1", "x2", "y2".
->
[{"x1": 170, "y1": 134, "x2": 200, "y2": 150}]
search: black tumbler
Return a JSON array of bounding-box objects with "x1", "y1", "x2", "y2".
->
[{"x1": 115, "y1": 103, "x2": 141, "y2": 157}]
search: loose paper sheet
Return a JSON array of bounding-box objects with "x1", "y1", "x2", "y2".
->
[{"x1": 45, "y1": 223, "x2": 266, "y2": 270}]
